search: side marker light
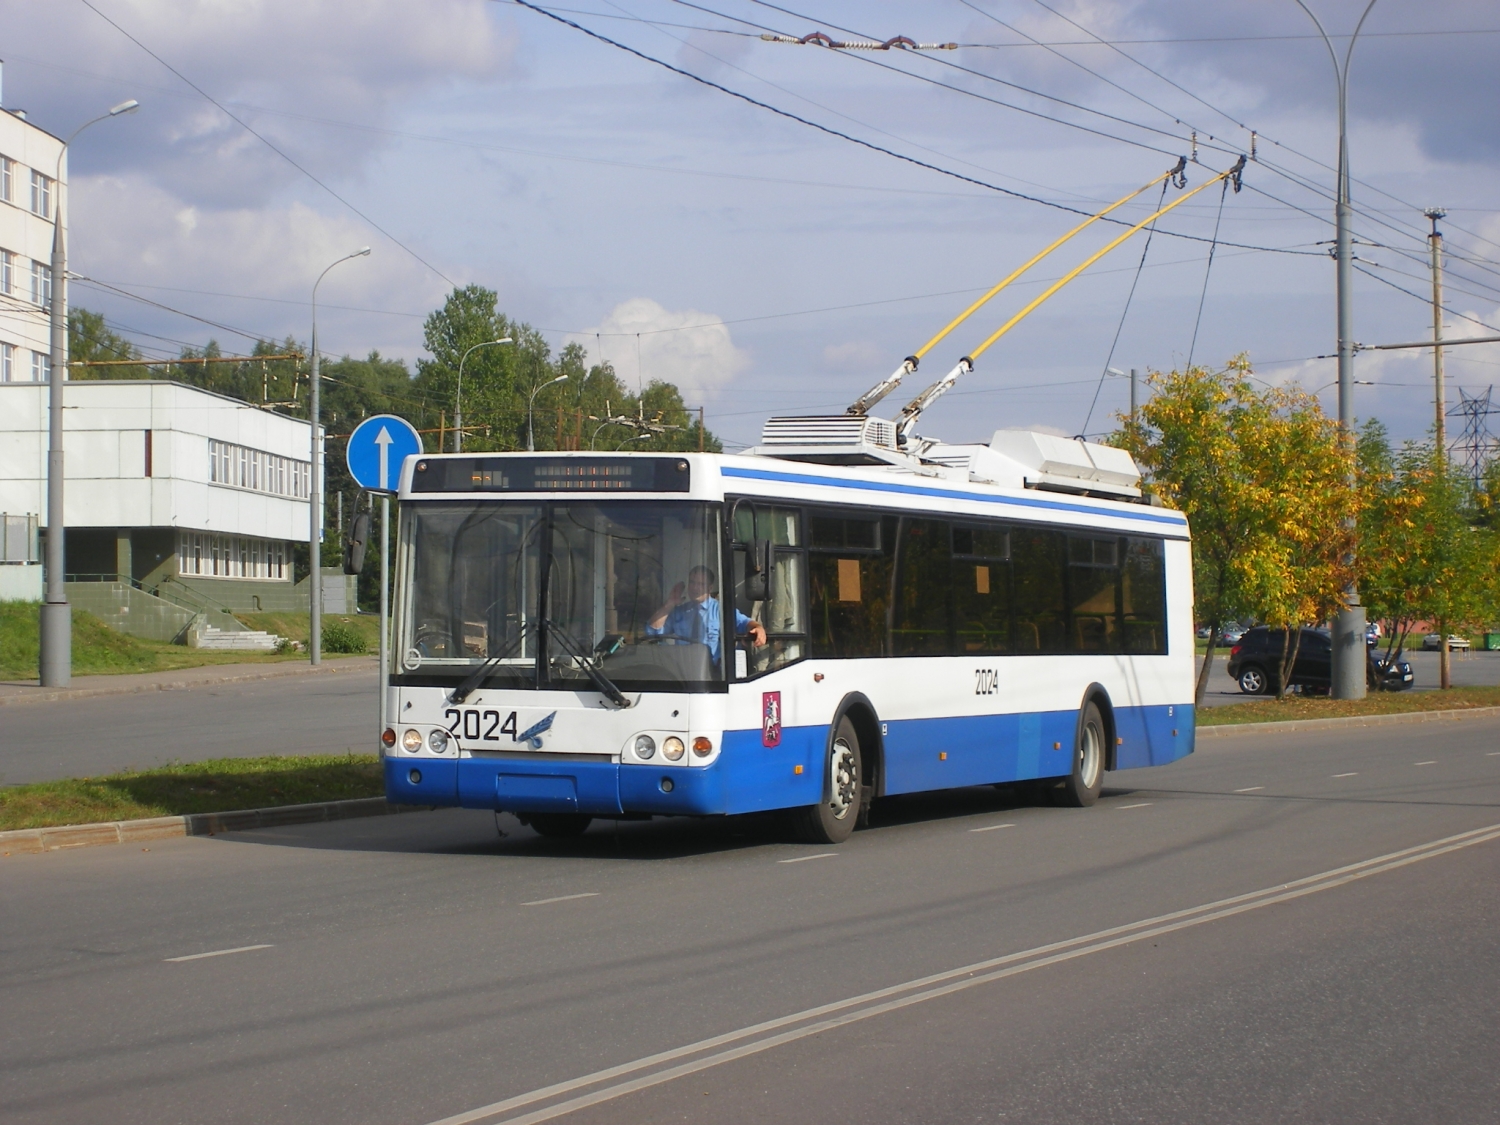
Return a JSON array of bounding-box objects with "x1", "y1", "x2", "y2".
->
[{"x1": 793, "y1": 764, "x2": 804, "y2": 775}]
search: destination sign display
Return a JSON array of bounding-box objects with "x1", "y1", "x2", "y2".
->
[{"x1": 409, "y1": 456, "x2": 691, "y2": 493}]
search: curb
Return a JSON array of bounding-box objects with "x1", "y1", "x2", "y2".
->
[
  {"x1": 0, "y1": 796, "x2": 422, "y2": 856},
  {"x1": 1198, "y1": 704, "x2": 1500, "y2": 739},
  {"x1": 0, "y1": 656, "x2": 376, "y2": 707}
]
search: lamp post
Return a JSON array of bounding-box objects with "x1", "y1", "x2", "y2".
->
[
  {"x1": 1291, "y1": 0, "x2": 1378, "y2": 700},
  {"x1": 309, "y1": 246, "x2": 371, "y2": 666},
  {"x1": 453, "y1": 338, "x2": 512, "y2": 453},
  {"x1": 528, "y1": 374, "x2": 568, "y2": 451},
  {"x1": 40, "y1": 98, "x2": 139, "y2": 688}
]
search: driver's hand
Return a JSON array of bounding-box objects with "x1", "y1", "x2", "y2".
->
[
  {"x1": 748, "y1": 621, "x2": 767, "y2": 647},
  {"x1": 670, "y1": 581, "x2": 686, "y2": 604}
]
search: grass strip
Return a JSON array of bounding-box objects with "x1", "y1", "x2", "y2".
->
[
  {"x1": 1198, "y1": 684, "x2": 1500, "y2": 726},
  {"x1": 0, "y1": 754, "x2": 383, "y2": 832}
]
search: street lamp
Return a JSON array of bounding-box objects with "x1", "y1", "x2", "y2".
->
[
  {"x1": 615, "y1": 432, "x2": 651, "y2": 451},
  {"x1": 1291, "y1": 0, "x2": 1378, "y2": 700},
  {"x1": 454, "y1": 338, "x2": 512, "y2": 452},
  {"x1": 308, "y1": 246, "x2": 371, "y2": 666},
  {"x1": 527, "y1": 374, "x2": 568, "y2": 451},
  {"x1": 40, "y1": 97, "x2": 139, "y2": 688}
]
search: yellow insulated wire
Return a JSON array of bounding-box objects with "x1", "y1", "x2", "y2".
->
[
  {"x1": 967, "y1": 163, "x2": 1241, "y2": 363},
  {"x1": 914, "y1": 162, "x2": 1183, "y2": 361}
]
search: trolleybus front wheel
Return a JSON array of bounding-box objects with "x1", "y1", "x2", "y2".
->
[
  {"x1": 791, "y1": 716, "x2": 862, "y2": 844},
  {"x1": 524, "y1": 813, "x2": 592, "y2": 838}
]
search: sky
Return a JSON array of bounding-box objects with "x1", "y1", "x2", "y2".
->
[{"x1": 3, "y1": 0, "x2": 1499, "y2": 452}]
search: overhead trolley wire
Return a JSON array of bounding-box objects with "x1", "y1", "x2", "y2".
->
[
  {"x1": 1186, "y1": 179, "x2": 1232, "y2": 370},
  {"x1": 517, "y1": 2, "x2": 1311, "y2": 259}
]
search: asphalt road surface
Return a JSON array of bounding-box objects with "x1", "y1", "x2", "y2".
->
[
  {"x1": 0, "y1": 667, "x2": 381, "y2": 785},
  {"x1": 4, "y1": 717, "x2": 1498, "y2": 1124}
]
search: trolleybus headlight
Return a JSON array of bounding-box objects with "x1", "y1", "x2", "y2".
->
[
  {"x1": 634, "y1": 734, "x2": 656, "y2": 759},
  {"x1": 428, "y1": 728, "x2": 450, "y2": 753},
  {"x1": 663, "y1": 736, "x2": 685, "y2": 761},
  {"x1": 381, "y1": 728, "x2": 397, "y2": 748},
  {"x1": 692, "y1": 736, "x2": 713, "y2": 757},
  {"x1": 402, "y1": 729, "x2": 423, "y2": 753}
]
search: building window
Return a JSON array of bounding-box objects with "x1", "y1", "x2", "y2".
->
[
  {"x1": 207, "y1": 438, "x2": 311, "y2": 499},
  {"x1": 0, "y1": 157, "x2": 12, "y2": 203},
  {"x1": 1, "y1": 343, "x2": 12, "y2": 382},
  {"x1": 1, "y1": 513, "x2": 40, "y2": 564},
  {"x1": 177, "y1": 531, "x2": 288, "y2": 580},
  {"x1": 0, "y1": 249, "x2": 11, "y2": 295},
  {"x1": 30, "y1": 351, "x2": 50, "y2": 383},
  {"x1": 28, "y1": 259, "x2": 51, "y2": 308},
  {"x1": 29, "y1": 170, "x2": 52, "y2": 218}
]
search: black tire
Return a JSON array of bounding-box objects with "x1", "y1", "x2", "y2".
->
[
  {"x1": 1055, "y1": 701, "x2": 1105, "y2": 808},
  {"x1": 1237, "y1": 664, "x2": 1271, "y2": 695},
  {"x1": 791, "y1": 716, "x2": 862, "y2": 844},
  {"x1": 525, "y1": 813, "x2": 592, "y2": 838}
]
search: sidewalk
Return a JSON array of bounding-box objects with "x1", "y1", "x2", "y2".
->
[{"x1": 0, "y1": 655, "x2": 377, "y2": 707}]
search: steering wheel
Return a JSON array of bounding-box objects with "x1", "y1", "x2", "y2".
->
[{"x1": 640, "y1": 633, "x2": 696, "y2": 644}]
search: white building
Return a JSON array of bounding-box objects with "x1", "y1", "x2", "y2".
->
[
  {"x1": 0, "y1": 380, "x2": 325, "y2": 610},
  {"x1": 0, "y1": 97, "x2": 61, "y2": 391}
]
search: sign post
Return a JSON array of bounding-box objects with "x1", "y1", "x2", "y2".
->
[{"x1": 346, "y1": 415, "x2": 423, "y2": 744}]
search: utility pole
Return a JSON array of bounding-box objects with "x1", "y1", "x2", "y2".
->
[
  {"x1": 1427, "y1": 207, "x2": 1452, "y2": 690},
  {"x1": 1130, "y1": 368, "x2": 1138, "y2": 425},
  {"x1": 1426, "y1": 209, "x2": 1447, "y2": 458},
  {"x1": 1294, "y1": 0, "x2": 1377, "y2": 701}
]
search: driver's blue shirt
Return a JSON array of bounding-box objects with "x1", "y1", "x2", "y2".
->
[{"x1": 645, "y1": 596, "x2": 752, "y2": 662}]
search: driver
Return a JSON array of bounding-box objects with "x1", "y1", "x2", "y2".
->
[{"x1": 646, "y1": 565, "x2": 766, "y2": 661}]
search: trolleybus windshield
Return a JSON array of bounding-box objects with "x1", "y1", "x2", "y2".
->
[{"x1": 397, "y1": 500, "x2": 726, "y2": 691}]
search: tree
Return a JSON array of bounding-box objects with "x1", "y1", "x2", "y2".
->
[
  {"x1": 68, "y1": 308, "x2": 150, "y2": 379},
  {"x1": 1115, "y1": 359, "x2": 1357, "y2": 702}
]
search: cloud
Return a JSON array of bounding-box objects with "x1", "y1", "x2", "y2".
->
[
  {"x1": 568, "y1": 298, "x2": 749, "y2": 403},
  {"x1": 1, "y1": 0, "x2": 512, "y2": 206},
  {"x1": 822, "y1": 340, "x2": 884, "y2": 371}
]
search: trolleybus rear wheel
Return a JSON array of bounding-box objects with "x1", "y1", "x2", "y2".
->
[
  {"x1": 525, "y1": 813, "x2": 592, "y2": 838},
  {"x1": 792, "y1": 717, "x2": 862, "y2": 844},
  {"x1": 1055, "y1": 701, "x2": 1105, "y2": 807}
]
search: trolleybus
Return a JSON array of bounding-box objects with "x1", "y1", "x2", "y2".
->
[{"x1": 382, "y1": 414, "x2": 1194, "y2": 843}]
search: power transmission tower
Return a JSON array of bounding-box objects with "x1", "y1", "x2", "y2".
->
[{"x1": 1451, "y1": 387, "x2": 1498, "y2": 487}]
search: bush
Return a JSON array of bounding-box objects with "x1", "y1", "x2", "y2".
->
[{"x1": 321, "y1": 621, "x2": 368, "y2": 654}]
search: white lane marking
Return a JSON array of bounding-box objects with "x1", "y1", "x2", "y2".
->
[
  {"x1": 1415, "y1": 760, "x2": 1438, "y2": 766},
  {"x1": 1116, "y1": 802, "x2": 1153, "y2": 809},
  {"x1": 969, "y1": 823, "x2": 1016, "y2": 833},
  {"x1": 423, "y1": 822, "x2": 1500, "y2": 1125},
  {"x1": 1233, "y1": 786, "x2": 1264, "y2": 793},
  {"x1": 1332, "y1": 772, "x2": 1359, "y2": 778},
  {"x1": 165, "y1": 944, "x2": 272, "y2": 963},
  {"x1": 777, "y1": 853, "x2": 838, "y2": 864},
  {"x1": 520, "y1": 893, "x2": 599, "y2": 907},
  {"x1": 1488, "y1": 752, "x2": 1500, "y2": 757}
]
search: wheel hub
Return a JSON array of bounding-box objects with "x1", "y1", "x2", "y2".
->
[{"x1": 828, "y1": 737, "x2": 858, "y2": 820}]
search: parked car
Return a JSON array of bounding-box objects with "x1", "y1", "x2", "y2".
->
[
  {"x1": 1220, "y1": 624, "x2": 1247, "y2": 644},
  {"x1": 1195, "y1": 625, "x2": 1213, "y2": 640},
  {"x1": 1227, "y1": 627, "x2": 1414, "y2": 694},
  {"x1": 1421, "y1": 633, "x2": 1471, "y2": 651}
]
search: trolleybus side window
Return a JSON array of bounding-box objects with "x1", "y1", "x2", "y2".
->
[
  {"x1": 1121, "y1": 536, "x2": 1167, "y2": 654},
  {"x1": 730, "y1": 503, "x2": 807, "y2": 678},
  {"x1": 953, "y1": 523, "x2": 1011, "y2": 654},
  {"x1": 1068, "y1": 535, "x2": 1120, "y2": 653},
  {"x1": 808, "y1": 512, "x2": 890, "y2": 659},
  {"x1": 891, "y1": 518, "x2": 952, "y2": 656},
  {"x1": 1011, "y1": 528, "x2": 1068, "y2": 653}
]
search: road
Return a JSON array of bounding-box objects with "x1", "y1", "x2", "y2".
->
[
  {"x1": 3, "y1": 716, "x2": 1498, "y2": 1124},
  {"x1": 6, "y1": 649, "x2": 1500, "y2": 784},
  {"x1": 0, "y1": 666, "x2": 381, "y2": 785}
]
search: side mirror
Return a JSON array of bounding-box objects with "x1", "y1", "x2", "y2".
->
[
  {"x1": 744, "y1": 538, "x2": 772, "y2": 602},
  {"x1": 343, "y1": 511, "x2": 370, "y2": 575}
]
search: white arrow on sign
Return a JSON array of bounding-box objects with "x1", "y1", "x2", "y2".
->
[{"x1": 375, "y1": 426, "x2": 394, "y2": 491}]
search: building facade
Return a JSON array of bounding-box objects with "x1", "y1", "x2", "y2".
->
[
  {"x1": 0, "y1": 101, "x2": 61, "y2": 394},
  {"x1": 0, "y1": 379, "x2": 331, "y2": 611}
]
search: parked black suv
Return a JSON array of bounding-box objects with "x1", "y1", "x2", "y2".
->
[{"x1": 1227, "y1": 627, "x2": 1414, "y2": 694}]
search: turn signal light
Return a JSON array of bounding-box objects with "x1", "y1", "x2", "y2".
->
[
  {"x1": 692, "y1": 736, "x2": 713, "y2": 757},
  {"x1": 381, "y1": 728, "x2": 397, "y2": 747}
]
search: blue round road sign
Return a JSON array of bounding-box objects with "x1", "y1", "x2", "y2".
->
[{"x1": 346, "y1": 414, "x2": 423, "y2": 493}]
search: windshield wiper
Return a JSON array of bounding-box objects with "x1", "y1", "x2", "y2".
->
[
  {"x1": 448, "y1": 623, "x2": 533, "y2": 705},
  {"x1": 543, "y1": 619, "x2": 633, "y2": 709}
]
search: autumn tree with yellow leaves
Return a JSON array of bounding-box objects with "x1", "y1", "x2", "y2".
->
[{"x1": 1115, "y1": 359, "x2": 1358, "y2": 702}]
